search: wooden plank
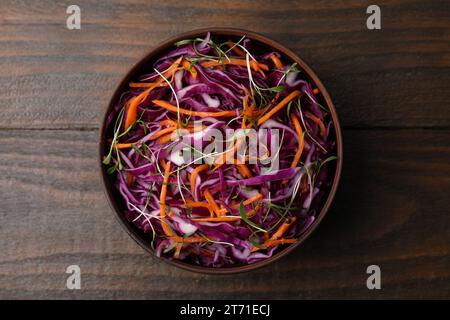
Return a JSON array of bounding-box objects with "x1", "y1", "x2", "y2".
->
[
  {"x1": 0, "y1": 0, "x2": 449, "y2": 129},
  {"x1": 0, "y1": 129, "x2": 448, "y2": 299}
]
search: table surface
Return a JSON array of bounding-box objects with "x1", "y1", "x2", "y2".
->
[{"x1": 0, "y1": 0, "x2": 449, "y2": 299}]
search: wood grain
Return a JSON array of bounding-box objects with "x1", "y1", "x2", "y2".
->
[
  {"x1": 0, "y1": 129, "x2": 448, "y2": 299},
  {"x1": 0, "y1": 0, "x2": 449, "y2": 300},
  {"x1": 0, "y1": 0, "x2": 449, "y2": 129}
]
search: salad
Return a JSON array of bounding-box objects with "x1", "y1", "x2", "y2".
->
[{"x1": 103, "y1": 33, "x2": 337, "y2": 267}]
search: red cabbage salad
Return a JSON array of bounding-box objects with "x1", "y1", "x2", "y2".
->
[{"x1": 103, "y1": 33, "x2": 337, "y2": 267}]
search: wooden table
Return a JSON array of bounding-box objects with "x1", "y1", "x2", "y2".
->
[{"x1": 1, "y1": 0, "x2": 449, "y2": 299}]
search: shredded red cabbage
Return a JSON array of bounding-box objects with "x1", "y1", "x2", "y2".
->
[{"x1": 103, "y1": 33, "x2": 337, "y2": 267}]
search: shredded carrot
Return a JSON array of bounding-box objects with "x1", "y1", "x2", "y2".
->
[
  {"x1": 190, "y1": 164, "x2": 209, "y2": 195},
  {"x1": 204, "y1": 190, "x2": 223, "y2": 217},
  {"x1": 156, "y1": 132, "x2": 174, "y2": 144},
  {"x1": 160, "y1": 161, "x2": 173, "y2": 237},
  {"x1": 236, "y1": 164, "x2": 252, "y2": 178},
  {"x1": 115, "y1": 126, "x2": 176, "y2": 148},
  {"x1": 252, "y1": 238, "x2": 297, "y2": 251},
  {"x1": 124, "y1": 57, "x2": 183, "y2": 130},
  {"x1": 241, "y1": 95, "x2": 256, "y2": 129},
  {"x1": 312, "y1": 88, "x2": 319, "y2": 95},
  {"x1": 129, "y1": 82, "x2": 164, "y2": 88},
  {"x1": 149, "y1": 126, "x2": 177, "y2": 141},
  {"x1": 264, "y1": 238, "x2": 297, "y2": 246},
  {"x1": 281, "y1": 114, "x2": 304, "y2": 184},
  {"x1": 305, "y1": 111, "x2": 326, "y2": 137},
  {"x1": 192, "y1": 204, "x2": 259, "y2": 222},
  {"x1": 160, "y1": 119, "x2": 178, "y2": 127},
  {"x1": 257, "y1": 90, "x2": 301, "y2": 126},
  {"x1": 245, "y1": 205, "x2": 260, "y2": 218},
  {"x1": 201, "y1": 58, "x2": 269, "y2": 73},
  {"x1": 270, "y1": 217, "x2": 297, "y2": 241},
  {"x1": 185, "y1": 200, "x2": 212, "y2": 209},
  {"x1": 269, "y1": 53, "x2": 283, "y2": 69},
  {"x1": 290, "y1": 114, "x2": 304, "y2": 168},
  {"x1": 254, "y1": 93, "x2": 279, "y2": 118},
  {"x1": 251, "y1": 217, "x2": 297, "y2": 252},
  {"x1": 173, "y1": 235, "x2": 209, "y2": 243},
  {"x1": 258, "y1": 63, "x2": 269, "y2": 71},
  {"x1": 155, "y1": 125, "x2": 208, "y2": 144},
  {"x1": 230, "y1": 193, "x2": 263, "y2": 209},
  {"x1": 126, "y1": 172, "x2": 134, "y2": 186},
  {"x1": 124, "y1": 86, "x2": 155, "y2": 130},
  {"x1": 226, "y1": 40, "x2": 245, "y2": 57},
  {"x1": 152, "y1": 99, "x2": 237, "y2": 118},
  {"x1": 174, "y1": 243, "x2": 183, "y2": 258},
  {"x1": 191, "y1": 216, "x2": 240, "y2": 222},
  {"x1": 159, "y1": 158, "x2": 168, "y2": 172},
  {"x1": 115, "y1": 143, "x2": 133, "y2": 149},
  {"x1": 181, "y1": 59, "x2": 198, "y2": 79}
]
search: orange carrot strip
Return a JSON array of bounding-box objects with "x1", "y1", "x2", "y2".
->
[
  {"x1": 174, "y1": 236, "x2": 209, "y2": 243},
  {"x1": 305, "y1": 112, "x2": 326, "y2": 137},
  {"x1": 312, "y1": 88, "x2": 319, "y2": 95},
  {"x1": 257, "y1": 90, "x2": 301, "y2": 126},
  {"x1": 124, "y1": 57, "x2": 183, "y2": 130},
  {"x1": 152, "y1": 99, "x2": 236, "y2": 118},
  {"x1": 290, "y1": 114, "x2": 304, "y2": 168},
  {"x1": 115, "y1": 126, "x2": 176, "y2": 149},
  {"x1": 213, "y1": 95, "x2": 250, "y2": 168},
  {"x1": 226, "y1": 40, "x2": 245, "y2": 57},
  {"x1": 282, "y1": 114, "x2": 304, "y2": 184},
  {"x1": 129, "y1": 82, "x2": 164, "y2": 88},
  {"x1": 258, "y1": 63, "x2": 269, "y2": 71},
  {"x1": 160, "y1": 119, "x2": 178, "y2": 127},
  {"x1": 192, "y1": 204, "x2": 259, "y2": 222},
  {"x1": 204, "y1": 190, "x2": 223, "y2": 217},
  {"x1": 149, "y1": 126, "x2": 177, "y2": 141},
  {"x1": 174, "y1": 243, "x2": 183, "y2": 258},
  {"x1": 126, "y1": 172, "x2": 134, "y2": 186},
  {"x1": 190, "y1": 164, "x2": 209, "y2": 196},
  {"x1": 156, "y1": 133, "x2": 175, "y2": 145},
  {"x1": 160, "y1": 161, "x2": 173, "y2": 237},
  {"x1": 185, "y1": 200, "x2": 214, "y2": 213},
  {"x1": 201, "y1": 58, "x2": 269, "y2": 72},
  {"x1": 181, "y1": 59, "x2": 198, "y2": 79},
  {"x1": 230, "y1": 193, "x2": 263, "y2": 209},
  {"x1": 124, "y1": 85, "x2": 156, "y2": 130},
  {"x1": 159, "y1": 159, "x2": 167, "y2": 171},
  {"x1": 245, "y1": 205, "x2": 259, "y2": 218},
  {"x1": 236, "y1": 164, "x2": 252, "y2": 178},
  {"x1": 251, "y1": 217, "x2": 297, "y2": 252},
  {"x1": 251, "y1": 238, "x2": 297, "y2": 252},
  {"x1": 270, "y1": 217, "x2": 297, "y2": 241},
  {"x1": 264, "y1": 238, "x2": 297, "y2": 246},
  {"x1": 115, "y1": 143, "x2": 133, "y2": 149},
  {"x1": 269, "y1": 54, "x2": 283, "y2": 69},
  {"x1": 191, "y1": 216, "x2": 240, "y2": 222},
  {"x1": 185, "y1": 200, "x2": 212, "y2": 209},
  {"x1": 156, "y1": 125, "x2": 208, "y2": 144}
]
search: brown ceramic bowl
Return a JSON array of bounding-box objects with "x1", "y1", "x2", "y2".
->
[{"x1": 99, "y1": 28, "x2": 343, "y2": 274}]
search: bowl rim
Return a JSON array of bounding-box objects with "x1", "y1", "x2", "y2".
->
[{"x1": 98, "y1": 27, "x2": 343, "y2": 275}]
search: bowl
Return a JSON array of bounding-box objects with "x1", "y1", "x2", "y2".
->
[{"x1": 99, "y1": 28, "x2": 343, "y2": 274}]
